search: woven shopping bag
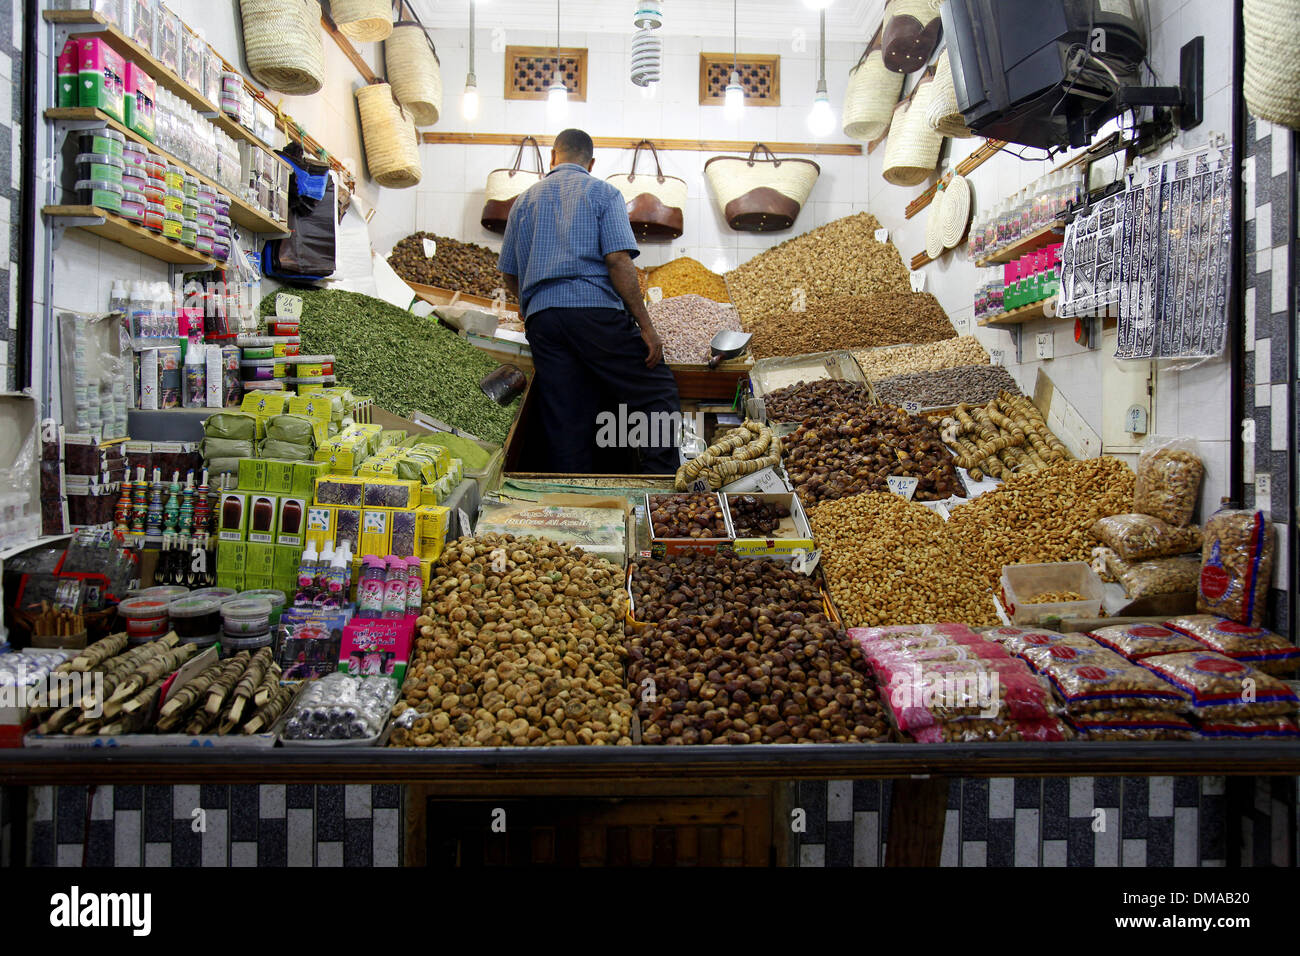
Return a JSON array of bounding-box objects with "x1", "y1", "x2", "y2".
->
[
  {"x1": 704, "y1": 144, "x2": 820, "y2": 233},
  {"x1": 606, "y1": 140, "x2": 687, "y2": 241},
  {"x1": 480, "y1": 137, "x2": 546, "y2": 234}
]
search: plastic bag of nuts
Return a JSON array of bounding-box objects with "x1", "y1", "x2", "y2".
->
[
  {"x1": 1140, "y1": 652, "x2": 1299, "y2": 718},
  {"x1": 1099, "y1": 550, "x2": 1201, "y2": 598},
  {"x1": 1195, "y1": 715, "x2": 1300, "y2": 739},
  {"x1": 1091, "y1": 513, "x2": 1202, "y2": 562},
  {"x1": 911, "y1": 716, "x2": 1074, "y2": 743},
  {"x1": 1164, "y1": 614, "x2": 1300, "y2": 675},
  {"x1": 1086, "y1": 623, "x2": 1206, "y2": 661},
  {"x1": 1196, "y1": 509, "x2": 1275, "y2": 626},
  {"x1": 1068, "y1": 709, "x2": 1199, "y2": 740},
  {"x1": 1134, "y1": 437, "x2": 1204, "y2": 527},
  {"x1": 881, "y1": 656, "x2": 1059, "y2": 726},
  {"x1": 1029, "y1": 643, "x2": 1192, "y2": 713}
]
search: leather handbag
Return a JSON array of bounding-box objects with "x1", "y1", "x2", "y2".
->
[
  {"x1": 704, "y1": 144, "x2": 820, "y2": 233},
  {"x1": 605, "y1": 140, "x2": 687, "y2": 241},
  {"x1": 481, "y1": 136, "x2": 545, "y2": 233}
]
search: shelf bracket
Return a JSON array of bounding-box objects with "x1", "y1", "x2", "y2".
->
[
  {"x1": 1011, "y1": 325, "x2": 1024, "y2": 365},
  {"x1": 44, "y1": 211, "x2": 105, "y2": 252},
  {"x1": 50, "y1": 117, "x2": 112, "y2": 155}
]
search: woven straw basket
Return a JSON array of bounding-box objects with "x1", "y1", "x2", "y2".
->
[
  {"x1": 331, "y1": 0, "x2": 393, "y2": 43},
  {"x1": 356, "y1": 83, "x2": 421, "y2": 188},
  {"x1": 924, "y1": 200, "x2": 945, "y2": 260},
  {"x1": 481, "y1": 137, "x2": 545, "y2": 233},
  {"x1": 940, "y1": 174, "x2": 972, "y2": 249},
  {"x1": 1244, "y1": 0, "x2": 1300, "y2": 129},
  {"x1": 842, "y1": 48, "x2": 904, "y2": 142},
  {"x1": 704, "y1": 144, "x2": 820, "y2": 232},
  {"x1": 607, "y1": 141, "x2": 688, "y2": 240},
  {"x1": 882, "y1": 77, "x2": 944, "y2": 187},
  {"x1": 882, "y1": 0, "x2": 943, "y2": 74},
  {"x1": 386, "y1": 22, "x2": 443, "y2": 126},
  {"x1": 239, "y1": 0, "x2": 325, "y2": 96},
  {"x1": 927, "y1": 50, "x2": 973, "y2": 138}
]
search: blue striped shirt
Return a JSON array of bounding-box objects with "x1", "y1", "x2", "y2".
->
[{"x1": 498, "y1": 163, "x2": 640, "y2": 319}]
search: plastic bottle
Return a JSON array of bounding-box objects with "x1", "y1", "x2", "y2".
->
[
  {"x1": 294, "y1": 542, "x2": 320, "y2": 607},
  {"x1": 404, "y1": 556, "x2": 423, "y2": 616},
  {"x1": 321, "y1": 542, "x2": 350, "y2": 608},
  {"x1": 183, "y1": 336, "x2": 206, "y2": 407},
  {"x1": 382, "y1": 557, "x2": 408, "y2": 618},
  {"x1": 357, "y1": 556, "x2": 387, "y2": 618}
]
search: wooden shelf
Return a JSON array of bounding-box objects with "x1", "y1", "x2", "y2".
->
[
  {"x1": 978, "y1": 296, "x2": 1059, "y2": 327},
  {"x1": 46, "y1": 107, "x2": 289, "y2": 235},
  {"x1": 419, "y1": 131, "x2": 863, "y2": 156},
  {"x1": 43, "y1": 204, "x2": 217, "y2": 266},
  {"x1": 43, "y1": 10, "x2": 280, "y2": 156},
  {"x1": 975, "y1": 221, "x2": 1066, "y2": 267}
]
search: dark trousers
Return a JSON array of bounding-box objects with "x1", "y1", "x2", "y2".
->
[{"x1": 525, "y1": 306, "x2": 681, "y2": 474}]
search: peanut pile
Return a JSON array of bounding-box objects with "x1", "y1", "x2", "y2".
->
[
  {"x1": 747, "y1": 292, "x2": 955, "y2": 358},
  {"x1": 648, "y1": 294, "x2": 743, "y2": 365},
  {"x1": 647, "y1": 257, "x2": 731, "y2": 302},
  {"x1": 389, "y1": 535, "x2": 635, "y2": 747},
  {"x1": 946, "y1": 457, "x2": 1137, "y2": 593},
  {"x1": 810, "y1": 493, "x2": 999, "y2": 626},
  {"x1": 854, "y1": 336, "x2": 991, "y2": 380},
  {"x1": 725, "y1": 213, "x2": 911, "y2": 325}
]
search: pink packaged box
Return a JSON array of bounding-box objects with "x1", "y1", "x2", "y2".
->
[
  {"x1": 124, "y1": 62, "x2": 157, "y2": 142},
  {"x1": 57, "y1": 40, "x2": 79, "y2": 108},
  {"x1": 77, "y1": 38, "x2": 126, "y2": 123}
]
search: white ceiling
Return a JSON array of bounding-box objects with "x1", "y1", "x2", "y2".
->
[{"x1": 409, "y1": 0, "x2": 887, "y2": 42}]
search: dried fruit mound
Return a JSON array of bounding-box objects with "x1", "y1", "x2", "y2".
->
[
  {"x1": 262, "y1": 288, "x2": 519, "y2": 444},
  {"x1": 387, "y1": 231, "x2": 516, "y2": 303},
  {"x1": 747, "y1": 291, "x2": 955, "y2": 358},
  {"x1": 647, "y1": 256, "x2": 731, "y2": 303}
]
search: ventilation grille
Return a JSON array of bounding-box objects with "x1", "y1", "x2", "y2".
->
[
  {"x1": 699, "y1": 53, "x2": 781, "y2": 106},
  {"x1": 505, "y1": 46, "x2": 589, "y2": 101}
]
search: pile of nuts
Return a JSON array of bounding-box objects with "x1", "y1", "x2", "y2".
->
[
  {"x1": 810, "y1": 493, "x2": 999, "y2": 626},
  {"x1": 387, "y1": 232, "x2": 515, "y2": 302},
  {"x1": 1025, "y1": 591, "x2": 1086, "y2": 604},
  {"x1": 647, "y1": 294, "x2": 743, "y2": 365},
  {"x1": 854, "y1": 336, "x2": 991, "y2": 380},
  {"x1": 628, "y1": 553, "x2": 889, "y2": 743},
  {"x1": 389, "y1": 534, "x2": 635, "y2": 747},
  {"x1": 871, "y1": 365, "x2": 1021, "y2": 408},
  {"x1": 648, "y1": 493, "x2": 729, "y2": 539},
  {"x1": 726, "y1": 213, "x2": 911, "y2": 325},
  {"x1": 748, "y1": 292, "x2": 955, "y2": 358},
  {"x1": 945, "y1": 457, "x2": 1137, "y2": 592},
  {"x1": 782, "y1": 406, "x2": 967, "y2": 507},
  {"x1": 727, "y1": 495, "x2": 791, "y2": 536},
  {"x1": 762, "y1": 379, "x2": 876, "y2": 423},
  {"x1": 647, "y1": 257, "x2": 731, "y2": 302}
]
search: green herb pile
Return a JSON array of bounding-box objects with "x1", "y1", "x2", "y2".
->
[{"x1": 263, "y1": 288, "x2": 520, "y2": 444}]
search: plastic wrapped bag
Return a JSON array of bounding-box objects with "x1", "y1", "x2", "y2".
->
[
  {"x1": 265, "y1": 413, "x2": 319, "y2": 448},
  {"x1": 1101, "y1": 550, "x2": 1200, "y2": 598},
  {"x1": 983, "y1": 626, "x2": 1101, "y2": 665},
  {"x1": 1164, "y1": 614, "x2": 1299, "y2": 675},
  {"x1": 1195, "y1": 716, "x2": 1299, "y2": 739},
  {"x1": 1140, "y1": 652, "x2": 1298, "y2": 718},
  {"x1": 202, "y1": 411, "x2": 258, "y2": 442},
  {"x1": 1086, "y1": 623, "x2": 1205, "y2": 661},
  {"x1": 1030, "y1": 643, "x2": 1190, "y2": 713},
  {"x1": 1197, "y1": 509, "x2": 1274, "y2": 626},
  {"x1": 258, "y1": 438, "x2": 315, "y2": 461},
  {"x1": 1134, "y1": 436, "x2": 1204, "y2": 527},
  {"x1": 911, "y1": 717, "x2": 1073, "y2": 743},
  {"x1": 1069, "y1": 709, "x2": 1199, "y2": 740},
  {"x1": 883, "y1": 657, "x2": 1059, "y2": 727},
  {"x1": 199, "y1": 437, "x2": 254, "y2": 461},
  {"x1": 1092, "y1": 513, "x2": 1202, "y2": 561}
]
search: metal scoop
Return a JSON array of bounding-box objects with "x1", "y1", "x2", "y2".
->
[{"x1": 707, "y1": 330, "x2": 753, "y2": 369}]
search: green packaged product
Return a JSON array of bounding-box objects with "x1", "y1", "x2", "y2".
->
[
  {"x1": 259, "y1": 438, "x2": 314, "y2": 461},
  {"x1": 264, "y1": 413, "x2": 319, "y2": 448},
  {"x1": 200, "y1": 438, "x2": 255, "y2": 462},
  {"x1": 265, "y1": 459, "x2": 296, "y2": 494},
  {"x1": 404, "y1": 432, "x2": 494, "y2": 470},
  {"x1": 238, "y1": 458, "x2": 267, "y2": 491},
  {"x1": 203, "y1": 411, "x2": 258, "y2": 442}
]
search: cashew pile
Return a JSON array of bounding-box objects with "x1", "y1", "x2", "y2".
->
[{"x1": 854, "y1": 336, "x2": 991, "y2": 380}]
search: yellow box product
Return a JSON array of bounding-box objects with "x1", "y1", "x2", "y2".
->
[
  {"x1": 276, "y1": 496, "x2": 308, "y2": 547},
  {"x1": 305, "y1": 505, "x2": 335, "y2": 550},
  {"x1": 293, "y1": 460, "x2": 325, "y2": 497},
  {"x1": 265, "y1": 459, "x2": 296, "y2": 494},
  {"x1": 334, "y1": 507, "x2": 362, "y2": 553},
  {"x1": 357, "y1": 459, "x2": 400, "y2": 477},
  {"x1": 360, "y1": 509, "x2": 391, "y2": 557},
  {"x1": 390, "y1": 508, "x2": 419, "y2": 558},
  {"x1": 245, "y1": 493, "x2": 279, "y2": 545},
  {"x1": 314, "y1": 474, "x2": 365, "y2": 507},
  {"x1": 416, "y1": 505, "x2": 450, "y2": 561},
  {"x1": 363, "y1": 478, "x2": 420, "y2": 510},
  {"x1": 219, "y1": 492, "x2": 248, "y2": 542},
  {"x1": 286, "y1": 397, "x2": 333, "y2": 442},
  {"x1": 315, "y1": 442, "x2": 365, "y2": 475},
  {"x1": 245, "y1": 542, "x2": 277, "y2": 578},
  {"x1": 217, "y1": 540, "x2": 245, "y2": 573},
  {"x1": 447, "y1": 458, "x2": 464, "y2": 485},
  {"x1": 241, "y1": 392, "x2": 291, "y2": 418},
  {"x1": 237, "y1": 458, "x2": 266, "y2": 491}
]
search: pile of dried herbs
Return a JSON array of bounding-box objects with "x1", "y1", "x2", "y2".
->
[{"x1": 263, "y1": 288, "x2": 520, "y2": 445}]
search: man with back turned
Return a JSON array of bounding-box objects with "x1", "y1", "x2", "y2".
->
[{"x1": 498, "y1": 128, "x2": 680, "y2": 473}]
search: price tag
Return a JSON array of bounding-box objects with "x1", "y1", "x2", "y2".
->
[
  {"x1": 990, "y1": 349, "x2": 1006, "y2": 367},
  {"x1": 1034, "y1": 331, "x2": 1054, "y2": 360},
  {"x1": 909, "y1": 270, "x2": 926, "y2": 293},
  {"x1": 457, "y1": 508, "x2": 473, "y2": 536},
  {"x1": 886, "y1": 475, "x2": 920, "y2": 501},
  {"x1": 824, "y1": 357, "x2": 844, "y2": 380},
  {"x1": 902, "y1": 400, "x2": 922, "y2": 416},
  {"x1": 422, "y1": 237, "x2": 437, "y2": 258},
  {"x1": 792, "y1": 548, "x2": 822, "y2": 576},
  {"x1": 647, "y1": 287, "x2": 664, "y2": 303},
  {"x1": 689, "y1": 478, "x2": 710, "y2": 493},
  {"x1": 874, "y1": 227, "x2": 890, "y2": 243},
  {"x1": 275, "y1": 293, "x2": 302, "y2": 319},
  {"x1": 955, "y1": 313, "x2": 970, "y2": 334}
]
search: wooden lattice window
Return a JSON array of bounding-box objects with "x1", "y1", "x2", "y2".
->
[
  {"x1": 699, "y1": 53, "x2": 781, "y2": 106},
  {"x1": 504, "y1": 46, "x2": 589, "y2": 101}
]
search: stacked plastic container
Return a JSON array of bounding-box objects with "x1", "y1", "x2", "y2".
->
[
  {"x1": 220, "y1": 597, "x2": 273, "y2": 657},
  {"x1": 168, "y1": 594, "x2": 223, "y2": 647},
  {"x1": 73, "y1": 127, "x2": 125, "y2": 214}
]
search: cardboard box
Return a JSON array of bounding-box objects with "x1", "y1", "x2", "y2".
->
[
  {"x1": 314, "y1": 474, "x2": 365, "y2": 507},
  {"x1": 722, "y1": 492, "x2": 815, "y2": 559},
  {"x1": 241, "y1": 392, "x2": 291, "y2": 418},
  {"x1": 245, "y1": 492, "x2": 279, "y2": 544},
  {"x1": 276, "y1": 496, "x2": 307, "y2": 547},
  {"x1": 265, "y1": 459, "x2": 296, "y2": 494},
  {"x1": 646, "y1": 493, "x2": 734, "y2": 559},
  {"x1": 243, "y1": 573, "x2": 273, "y2": 593},
  {"x1": 77, "y1": 37, "x2": 125, "y2": 122},
  {"x1": 362, "y1": 477, "x2": 420, "y2": 510},
  {"x1": 217, "y1": 540, "x2": 246, "y2": 574},
  {"x1": 339, "y1": 617, "x2": 414, "y2": 684},
  {"x1": 124, "y1": 62, "x2": 156, "y2": 142},
  {"x1": 305, "y1": 504, "x2": 335, "y2": 551},
  {"x1": 274, "y1": 544, "x2": 302, "y2": 582},
  {"x1": 334, "y1": 507, "x2": 362, "y2": 553},
  {"x1": 57, "y1": 39, "x2": 78, "y2": 108},
  {"x1": 360, "y1": 509, "x2": 391, "y2": 557},
  {"x1": 293, "y1": 460, "x2": 324, "y2": 497},
  {"x1": 245, "y1": 542, "x2": 277, "y2": 579},
  {"x1": 217, "y1": 570, "x2": 244, "y2": 592},
  {"x1": 416, "y1": 505, "x2": 450, "y2": 561},
  {"x1": 218, "y1": 491, "x2": 248, "y2": 542},
  {"x1": 238, "y1": 458, "x2": 267, "y2": 491},
  {"x1": 390, "y1": 509, "x2": 418, "y2": 558}
]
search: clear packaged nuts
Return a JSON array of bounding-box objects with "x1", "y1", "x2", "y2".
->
[
  {"x1": 1091, "y1": 513, "x2": 1202, "y2": 562},
  {"x1": 1196, "y1": 509, "x2": 1275, "y2": 626},
  {"x1": 1134, "y1": 437, "x2": 1204, "y2": 528}
]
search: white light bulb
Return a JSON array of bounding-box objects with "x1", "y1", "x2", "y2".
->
[
  {"x1": 640, "y1": 80, "x2": 658, "y2": 100},
  {"x1": 807, "y1": 92, "x2": 835, "y2": 137},
  {"x1": 462, "y1": 84, "x2": 480, "y2": 121},
  {"x1": 803, "y1": 0, "x2": 833, "y2": 8},
  {"x1": 547, "y1": 78, "x2": 569, "y2": 119},
  {"x1": 724, "y1": 72, "x2": 745, "y2": 119}
]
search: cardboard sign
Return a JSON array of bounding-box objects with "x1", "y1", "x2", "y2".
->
[{"x1": 886, "y1": 475, "x2": 919, "y2": 501}]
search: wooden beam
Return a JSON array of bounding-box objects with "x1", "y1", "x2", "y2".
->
[
  {"x1": 419, "y1": 132, "x2": 863, "y2": 156},
  {"x1": 320, "y1": 12, "x2": 379, "y2": 83},
  {"x1": 905, "y1": 139, "x2": 1007, "y2": 220}
]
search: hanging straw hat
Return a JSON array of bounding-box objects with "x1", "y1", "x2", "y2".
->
[
  {"x1": 842, "y1": 48, "x2": 905, "y2": 142},
  {"x1": 239, "y1": 0, "x2": 326, "y2": 96},
  {"x1": 356, "y1": 83, "x2": 422, "y2": 188},
  {"x1": 881, "y1": 76, "x2": 944, "y2": 187},
  {"x1": 386, "y1": 21, "x2": 443, "y2": 126},
  {"x1": 331, "y1": 0, "x2": 393, "y2": 43},
  {"x1": 927, "y1": 50, "x2": 973, "y2": 138},
  {"x1": 940, "y1": 174, "x2": 972, "y2": 248},
  {"x1": 1243, "y1": 0, "x2": 1300, "y2": 129}
]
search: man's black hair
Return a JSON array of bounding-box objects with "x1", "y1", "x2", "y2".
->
[{"x1": 554, "y1": 128, "x2": 595, "y2": 164}]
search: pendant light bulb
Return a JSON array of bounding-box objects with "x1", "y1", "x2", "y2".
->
[
  {"x1": 547, "y1": 73, "x2": 569, "y2": 118},
  {"x1": 463, "y1": 75, "x2": 480, "y2": 120},
  {"x1": 807, "y1": 87, "x2": 834, "y2": 137},
  {"x1": 724, "y1": 72, "x2": 745, "y2": 119}
]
